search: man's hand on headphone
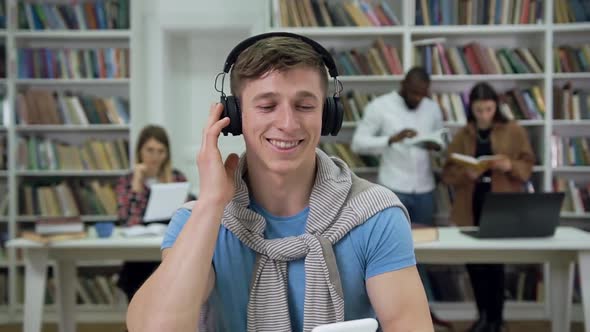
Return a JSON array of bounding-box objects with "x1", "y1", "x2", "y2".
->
[{"x1": 197, "y1": 103, "x2": 240, "y2": 207}]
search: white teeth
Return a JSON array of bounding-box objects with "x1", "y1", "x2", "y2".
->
[{"x1": 269, "y1": 139, "x2": 300, "y2": 149}]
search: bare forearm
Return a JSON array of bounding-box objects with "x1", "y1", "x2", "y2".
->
[{"x1": 126, "y1": 199, "x2": 225, "y2": 332}]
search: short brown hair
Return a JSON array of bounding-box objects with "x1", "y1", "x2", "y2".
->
[{"x1": 229, "y1": 36, "x2": 329, "y2": 97}]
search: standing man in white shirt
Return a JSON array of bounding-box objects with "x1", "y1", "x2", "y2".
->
[{"x1": 351, "y1": 67, "x2": 443, "y2": 226}]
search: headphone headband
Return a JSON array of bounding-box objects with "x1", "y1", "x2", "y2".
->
[{"x1": 222, "y1": 32, "x2": 339, "y2": 78}]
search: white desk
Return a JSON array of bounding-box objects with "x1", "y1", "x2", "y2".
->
[{"x1": 7, "y1": 226, "x2": 590, "y2": 332}]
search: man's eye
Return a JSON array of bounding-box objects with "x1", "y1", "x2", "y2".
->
[
  {"x1": 258, "y1": 105, "x2": 275, "y2": 111},
  {"x1": 298, "y1": 105, "x2": 315, "y2": 111}
]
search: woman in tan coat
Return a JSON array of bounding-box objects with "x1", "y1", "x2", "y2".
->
[{"x1": 442, "y1": 82, "x2": 535, "y2": 332}]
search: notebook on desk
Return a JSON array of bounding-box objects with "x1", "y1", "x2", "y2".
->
[{"x1": 461, "y1": 192, "x2": 565, "y2": 239}]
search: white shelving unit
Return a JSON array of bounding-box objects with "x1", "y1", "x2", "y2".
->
[
  {"x1": 266, "y1": 0, "x2": 589, "y2": 322},
  {"x1": 0, "y1": 0, "x2": 141, "y2": 325}
]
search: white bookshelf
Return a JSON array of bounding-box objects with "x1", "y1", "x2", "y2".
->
[
  {"x1": 266, "y1": 0, "x2": 590, "y2": 321},
  {"x1": 0, "y1": 0, "x2": 140, "y2": 324}
]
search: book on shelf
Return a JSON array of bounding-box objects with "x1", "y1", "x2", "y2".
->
[
  {"x1": 414, "y1": 39, "x2": 544, "y2": 76},
  {"x1": 20, "y1": 180, "x2": 118, "y2": 217},
  {"x1": 16, "y1": 89, "x2": 129, "y2": 125},
  {"x1": 34, "y1": 216, "x2": 84, "y2": 235},
  {"x1": 17, "y1": 0, "x2": 130, "y2": 30},
  {"x1": 320, "y1": 143, "x2": 379, "y2": 169},
  {"x1": 17, "y1": 136, "x2": 129, "y2": 171},
  {"x1": 341, "y1": 91, "x2": 376, "y2": 122},
  {"x1": 553, "y1": 179, "x2": 589, "y2": 214},
  {"x1": 554, "y1": 0, "x2": 590, "y2": 24},
  {"x1": 554, "y1": 44, "x2": 590, "y2": 73},
  {"x1": 331, "y1": 37, "x2": 403, "y2": 76},
  {"x1": 273, "y1": 0, "x2": 400, "y2": 27},
  {"x1": 416, "y1": 0, "x2": 545, "y2": 26},
  {"x1": 20, "y1": 230, "x2": 87, "y2": 244},
  {"x1": 550, "y1": 136, "x2": 590, "y2": 167},
  {"x1": 449, "y1": 152, "x2": 503, "y2": 172},
  {"x1": 17, "y1": 48, "x2": 130, "y2": 79},
  {"x1": 553, "y1": 82, "x2": 590, "y2": 120}
]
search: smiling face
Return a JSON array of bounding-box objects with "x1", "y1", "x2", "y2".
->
[{"x1": 240, "y1": 66, "x2": 324, "y2": 175}]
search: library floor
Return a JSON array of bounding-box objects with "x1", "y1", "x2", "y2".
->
[{"x1": 0, "y1": 321, "x2": 584, "y2": 331}]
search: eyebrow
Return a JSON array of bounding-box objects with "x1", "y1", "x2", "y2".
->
[
  {"x1": 295, "y1": 91, "x2": 320, "y2": 101},
  {"x1": 251, "y1": 91, "x2": 321, "y2": 102},
  {"x1": 252, "y1": 92, "x2": 279, "y2": 102}
]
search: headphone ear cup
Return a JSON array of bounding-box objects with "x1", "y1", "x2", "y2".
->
[
  {"x1": 220, "y1": 96, "x2": 242, "y2": 136},
  {"x1": 330, "y1": 96, "x2": 344, "y2": 136},
  {"x1": 321, "y1": 97, "x2": 343, "y2": 136},
  {"x1": 321, "y1": 98, "x2": 332, "y2": 136}
]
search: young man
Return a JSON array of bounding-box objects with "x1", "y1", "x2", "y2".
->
[
  {"x1": 351, "y1": 67, "x2": 444, "y2": 227},
  {"x1": 126, "y1": 34, "x2": 432, "y2": 332}
]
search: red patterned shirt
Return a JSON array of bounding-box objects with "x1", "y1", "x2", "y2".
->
[{"x1": 116, "y1": 169, "x2": 189, "y2": 226}]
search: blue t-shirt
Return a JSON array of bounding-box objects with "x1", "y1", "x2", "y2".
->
[{"x1": 162, "y1": 203, "x2": 416, "y2": 332}]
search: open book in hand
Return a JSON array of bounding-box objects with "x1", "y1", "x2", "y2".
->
[
  {"x1": 404, "y1": 128, "x2": 448, "y2": 150},
  {"x1": 449, "y1": 153, "x2": 503, "y2": 172}
]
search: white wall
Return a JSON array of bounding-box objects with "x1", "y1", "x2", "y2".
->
[{"x1": 135, "y1": 0, "x2": 268, "y2": 195}]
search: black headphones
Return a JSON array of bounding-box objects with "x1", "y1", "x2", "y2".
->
[{"x1": 216, "y1": 32, "x2": 344, "y2": 136}]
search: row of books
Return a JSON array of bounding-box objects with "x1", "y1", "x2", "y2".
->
[
  {"x1": 18, "y1": 48, "x2": 130, "y2": 79},
  {"x1": 550, "y1": 136, "x2": 590, "y2": 167},
  {"x1": 16, "y1": 90, "x2": 129, "y2": 125},
  {"x1": 274, "y1": 0, "x2": 400, "y2": 27},
  {"x1": 39, "y1": 273, "x2": 124, "y2": 306},
  {"x1": 10, "y1": 267, "x2": 124, "y2": 306},
  {"x1": 414, "y1": 41, "x2": 543, "y2": 75},
  {"x1": 416, "y1": 0, "x2": 544, "y2": 26},
  {"x1": 18, "y1": 0, "x2": 130, "y2": 31},
  {"x1": 341, "y1": 91, "x2": 376, "y2": 122},
  {"x1": 319, "y1": 143, "x2": 379, "y2": 169},
  {"x1": 554, "y1": 45, "x2": 590, "y2": 73},
  {"x1": 553, "y1": 84, "x2": 590, "y2": 120},
  {"x1": 17, "y1": 137, "x2": 129, "y2": 171},
  {"x1": 553, "y1": 179, "x2": 590, "y2": 214},
  {"x1": 331, "y1": 38, "x2": 403, "y2": 76},
  {"x1": 555, "y1": 0, "x2": 590, "y2": 24},
  {"x1": 20, "y1": 180, "x2": 118, "y2": 216}
]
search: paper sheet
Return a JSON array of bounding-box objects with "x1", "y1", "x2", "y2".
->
[{"x1": 143, "y1": 182, "x2": 190, "y2": 222}]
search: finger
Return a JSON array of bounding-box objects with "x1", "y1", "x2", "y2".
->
[
  {"x1": 205, "y1": 103, "x2": 225, "y2": 129},
  {"x1": 202, "y1": 103, "x2": 225, "y2": 147},
  {"x1": 204, "y1": 117, "x2": 231, "y2": 150}
]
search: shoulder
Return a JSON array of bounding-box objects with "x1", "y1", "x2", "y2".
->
[
  {"x1": 346, "y1": 206, "x2": 411, "y2": 246},
  {"x1": 366, "y1": 91, "x2": 397, "y2": 109}
]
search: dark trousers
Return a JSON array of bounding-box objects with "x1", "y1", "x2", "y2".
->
[
  {"x1": 469, "y1": 181, "x2": 505, "y2": 322},
  {"x1": 466, "y1": 263, "x2": 505, "y2": 321}
]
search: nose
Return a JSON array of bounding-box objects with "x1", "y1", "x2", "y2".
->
[{"x1": 276, "y1": 104, "x2": 301, "y2": 132}]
